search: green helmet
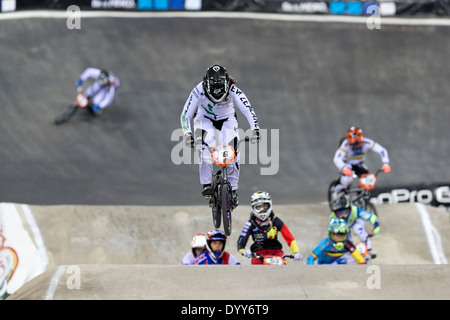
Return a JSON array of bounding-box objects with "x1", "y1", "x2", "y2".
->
[{"x1": 328, "y1": 218, "x2": 349, "y2": 250}]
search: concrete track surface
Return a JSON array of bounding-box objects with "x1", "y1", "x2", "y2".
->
[
  {"x1": 7, "y1": 202, "x2": 450, "y2": 300},
  {"x1": 0, "y1": 12, "x2": 449, "y2": 300}
]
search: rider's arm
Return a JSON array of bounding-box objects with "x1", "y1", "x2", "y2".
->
[
  {"x1": 367, "y1": 138, "x2": 390, "y2": 165},
  {"x1": 237, "y1": 221, "x2": 252, "y2": 254},
  {"x1": 96, "y1": 85, "x2": 116, "y2": 109},
  {"x1": 333, "y1": 147, "x2": 348, "y2": 172},
  {"x1": 230, "y1": 85, "x2": 259, "y2": 131},
  {"x1": 79, "y1": 67, "x2": 101, "y2": 83},
  {"x1": 356, "y1": 206, "x2": 380, "y2": 234},
  {"x1": 344, "y1": 240, "x2": 366, "y2": 264},
  {"x1": 180, "y1": 84, "x2": 201, "y2": 136},
  {"x1": 275, "y1": 218, "x2": 300, "y2": 254},
  {"x1": 307, "y1": 238, "x2": 328, "y2": 265}
]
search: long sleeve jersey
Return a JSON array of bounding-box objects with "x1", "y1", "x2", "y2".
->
[
  {"x1": 333, "y1": 137, "x2": 389, "y2": 171},
  {"x1": 237, "y1": 212, "x2": 300, "y2": 254},
  {"x1": 180, "y1": 82, "x2": 259, "y2": 135}
]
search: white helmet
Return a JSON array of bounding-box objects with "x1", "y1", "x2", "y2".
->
[
  {"x1": 251, "y1": 191, "x2": 273, "y2": 221},
  {"x1": 190, "y1": 233, "x2": 206, "y2": 256}
]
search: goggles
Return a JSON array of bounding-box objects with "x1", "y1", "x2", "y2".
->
[{"x1": 253, "y1": 203, "x2": 270, "y2": 213}]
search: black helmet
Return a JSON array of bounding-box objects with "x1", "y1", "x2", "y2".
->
[
  {"x1": 331, "y1": 195, "x2": 351, "y2": 219},
  {"x1": 98, "y1": 70, "x2": 110, "y2": 87},
  {"x1": 203, "y1": 65, "x2": 230, "y2": 103}
]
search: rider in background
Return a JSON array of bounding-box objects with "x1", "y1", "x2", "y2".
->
[
  {"x1": 181, "y1": 233, "x2": 207, "y2": 265},
  {"x1": 193, "y1": 229, "x2": 240, "y2": 265},
  {"x1": 76, "y1": 67, "x2": 120, "y2": 116},
  {"x1": 180, "y1": 64, "x2": 260, "y2": 207},
  {"x1": 237, "y1": 191, "x2": 302, "y2": 264},
  {"x1": 332, "y1": 126, "x2": 390, "y2": 194},
  {"x1": 307, "y1": 218, "x2": 366, "y2": 265},
  {"x1": 330, "y1": 195, "x2": 380, "y2": 259}
]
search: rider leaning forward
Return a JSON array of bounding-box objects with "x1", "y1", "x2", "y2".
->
[
  {"x1": 180, "y1": 64, "x2": 260, "y2": 207},
  {"x1": 332, "y1": 126, "x2": 391, "y2": 194},
  {"x1": 237, "y1": 191, "x2": 302, "y2": 264}
]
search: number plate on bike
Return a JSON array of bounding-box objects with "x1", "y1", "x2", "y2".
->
[
  {"x1": 76, "y1": 92, "x2": 88, "y2": 108},
  {"x1": 211, "y1": 145, "x2": 236, "y2": 166},
  {"x1": 263, "y1": 256, "x2": 286, "y2": 265},
  {"x1": 355, "y1": 242, "x2": 368, "y2": 257},
  {"x1": 359, "y1": 173, "x2": 377, "y2": 190}
]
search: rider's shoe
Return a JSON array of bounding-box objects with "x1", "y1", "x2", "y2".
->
[
  {"x1": 202, "y1": 184, "x2": 213, "y2": 200},
  {"x1": 232, "y1": 190, "x2": 239, "y2": 208},
  {"x1": 368, "y1": 249, "x2": 377, "y2": 259}
]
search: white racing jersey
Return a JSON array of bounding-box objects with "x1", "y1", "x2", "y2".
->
[
  {"x1": 333, "y1": 137, "x2": 390, "y2": 171},
  {"x1": 180, "y1": 82, "x2": 259, "y2": 135}
]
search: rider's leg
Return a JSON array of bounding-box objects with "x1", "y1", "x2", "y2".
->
[
  {"x1": 194, "y1": 117, "x2": 215, "y2": 198},
  {"x1": 352, "y1": 219, "x2": 372, "y2": 250},
  {"x1": 332, "y1": 174, "x2": 353, "y2": 192},
  {"x1": 222, "y1": 120, "x2": 239, "y2": 206}
]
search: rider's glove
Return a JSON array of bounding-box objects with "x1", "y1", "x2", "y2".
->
[
  {"x1": 342, "y1": 167, "x2": 352, "y2": 176},
  {"x1": 185, "y1": 134, "x2": 195, "y2": 149},
  {"x1": 382, "y1": 164, "x2": 391, "y2": 173},
  {"x1": 371, "y1": 225, "x2": 380, "y2": 236},
  {"x1": 293, "y1": 252, "x2": 302, "y2": 260},
  {"x1": 92, "y1": 105, "x2": 100, "y2": 112},
  {"x1": 241, "y1": 249, "x2": 252, "y2": 258},
  {"x1": 251, "y1": 129, "x2": 260, "y2": 144}
]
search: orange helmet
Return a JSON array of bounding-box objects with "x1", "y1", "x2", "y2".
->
[{"x1": 346, "y1": 126, "x2": 363, "y2": 146}]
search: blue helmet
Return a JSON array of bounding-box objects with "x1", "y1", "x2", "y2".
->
[{"x1": 206, "y1": 229, "x2": 227, "y2": 260}]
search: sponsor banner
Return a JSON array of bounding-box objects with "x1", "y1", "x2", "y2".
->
[
  {"x1": 1, "y1": 0, "x2": 16, "y2": 12},
  {"x1": 14, "y1": 0, "x2": 201, "y2": 11},
  {"x1": 281, "y1": 1, "x2": 328, "y2": 13},
  {"x1": 369, "y1": 183, "x2": 450, "y2": 212}
]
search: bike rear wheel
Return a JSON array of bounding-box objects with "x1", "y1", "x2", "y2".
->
[
  {"x1": 54, "y1": 104, "x2": 78, "y2": 125},
  {"x1": 221, "y1": 183, "x2": 232, "y2": 236}
]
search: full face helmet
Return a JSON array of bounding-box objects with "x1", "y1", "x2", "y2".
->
[
  {"x1": 331, "y1": 195, "x2": 351, "y2": 220},
  {"x1": 251, "y1": 191, "x2": 273, "y2": 222},
  {"x1": 346, "y1": 126, "x2": 364, "y2": 150},
  {"x1": 205, "y1": 229, "x2": 227, "y2": 260},
  {"x1": 98, "y1": 70, "x2": 110, "y2": 87},
  {"x1": 190, "y1": 233, "x2": 207, "y2": 257},
  {"x1": 203, "y1": 65, "x2": 230, "y2": 103},
  {"x1": 328, "y1": 218, "x2": 349, "y2": 250}
]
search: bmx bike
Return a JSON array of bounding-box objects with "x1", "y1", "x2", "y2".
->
[
  {"x1": 199, "y1": 137, "x2": 249, "y2": 236},
  {"x1": 328, "y1": 169, "x2": 383, "y2": 217},
  {"x1": 54, "y1": 92, "x2": 89, "y2": 125},
  {"x1": 251, "y1": 252, "x2": 295, "y2": 265}
]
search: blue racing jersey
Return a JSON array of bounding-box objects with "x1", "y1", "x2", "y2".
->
[{"x1": 306, "y1": 237, "x2": 365, "y2": 265}]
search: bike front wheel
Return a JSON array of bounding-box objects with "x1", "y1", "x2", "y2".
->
[
  {"x1": 54, "y1": 104, "x2": 78, "y2": 125},
  {"x1": 221, "y1": 184, "x2": 232, "y2": 236},
  {"x1": 211, "y1": 185, "x2": 221, "y2": 229}
]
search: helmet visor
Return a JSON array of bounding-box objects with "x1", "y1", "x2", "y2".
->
[
  {"x1": 330, "y1": 233, "x2": 347, "y2": 243},
  {"x1": 335, "y1": 208, "x2": 350, "y2": 218},
  {"x1": 254, "y1": 203, "x2": 270, "y2": 213}
]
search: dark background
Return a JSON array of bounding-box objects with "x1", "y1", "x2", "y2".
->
[{"x1": 0, "y1": 15, "x2": 449, "y2": 206}]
